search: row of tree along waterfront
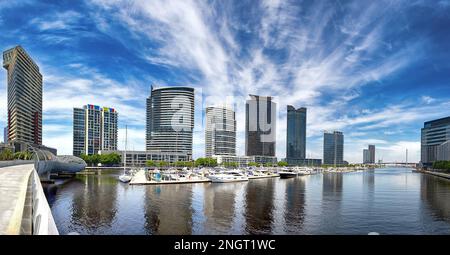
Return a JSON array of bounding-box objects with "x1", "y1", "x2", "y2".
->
[{"x1": 432, "y1": 161, "x2": 450, "y2": 172}]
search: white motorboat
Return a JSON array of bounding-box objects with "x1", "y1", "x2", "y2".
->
[
  {"x1": 294, "y1": 166, "x2": 313, "y2": 176},
  {"x1": 208, "y1": 171, "x2": 248, "y2": 183},
  {"x1": 246, "y1": 168, "x2": 279, "y2": 179},
  {"x1": 278, "y1": 168, "x2": 298, "y2": 179}
]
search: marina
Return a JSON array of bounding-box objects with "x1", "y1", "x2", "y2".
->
[
  {"x1": 46, "y1": 167, "x2": 450, "y2": 235},
  {"x1": 124, "y1": 166, "x2": 322, "y2": 185}
]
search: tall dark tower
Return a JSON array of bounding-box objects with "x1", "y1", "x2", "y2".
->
[
  {"x1": 245, "y1": 94, "x2": 276, "y2": 157},
  {"x1": 286, "y1": 105, "x2": 306, "y2": 160}
]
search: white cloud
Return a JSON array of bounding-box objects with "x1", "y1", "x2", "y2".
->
[
  {"x1": 1, "y1": 0, "x2": 445, "y2": 162},
  {"x1": 85, "y1": 0, "x2": 431, "y2": 161},
  {"x1": 30, "y1": 11, "x2": 83, "y2": 31},
  {"x1": 421, "y1": 95, "x2": 436, "y2": 104}
]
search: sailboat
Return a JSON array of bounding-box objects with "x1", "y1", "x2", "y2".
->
[{"x1": 119, "y1": 125, "x2": 132, "y2": 183}]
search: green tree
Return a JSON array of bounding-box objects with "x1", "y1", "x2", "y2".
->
[
  {"x1": 277, "y1": 161, "x2": 288, "y2": 167},
  {"x1": 433, "y1": 161, "x2": 450, "y2": 171},
  {"x1": 184, "y1": 161, "x2": 194, "y2": 168},
  {"x1": 0, "y1": 149, "x2": 14, "y2": 161},
  {"x1": 248, "y1": 162, "x2": 259, "y2": 167},
  {"x1": 157, "y1": 161, "x2": 168, "y2": 167},
  {"x1": 93, "y1": 154, "x2": 101, "y2": 166},
  {"x1": 13, "y1": 151, "x2": 32, "y2": 160},
  {"x1": 80, "y1": 153, "x2": 92, "y2": 165},
  {"x1": 99, "y1": 153, "x2": 121, "y2": 166},
  {"x1": 146, "y1": 160, "x2": 156, "y2": 167},
  {"x1": 194, "y1": 157, "x2": 218, "y2": 167}
]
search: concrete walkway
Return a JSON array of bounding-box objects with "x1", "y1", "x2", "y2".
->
[
  {"x1": 420, "y1": 170, "x2": 450, "y2": 180},
  {"x1": 0, "y1": 164, "x2": 34, "y2": 235}
]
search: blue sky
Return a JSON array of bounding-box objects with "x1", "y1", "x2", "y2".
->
[{"x1": 1, "y1": 0, "x2": 450, "y2": 163}]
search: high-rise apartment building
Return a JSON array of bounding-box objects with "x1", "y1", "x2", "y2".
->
[
  {"x1": 363, "y1": 145, "x2": 375, "y2": 164},
  {"x1": 323, "y1": 131, "x2": 344, "y2": 165},
  {"x1": 363, "y1": 149, "x2": 369, "y2": 164},
  {"x1": 245, "y1": 94, "x2": 276, "y2": 157},
  {"x1": 73, "y1": 104, "x2": 118, "y2": 156},
  {"x1": 421, "y1": 116, "x2": 450, "y2": 167},
  {"x1": 146, "y1": 86, "x2": 194, "y2": 159},
  {"x1": 368, "y1": 145, "x2": 375, "y2": 164},
  {"x1": 286, "y1": 105, "x2": 306, "y2": 161},
  {"x1": 205, "y1": 106, "x2": 236, "y2": 157},
  {"x1": 3, "y1": 45, "x2": 42, "y2": 146}
]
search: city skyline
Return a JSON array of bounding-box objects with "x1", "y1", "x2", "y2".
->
[{"x1": 1, "y1": 1, "x2": 450, "y2": 162}]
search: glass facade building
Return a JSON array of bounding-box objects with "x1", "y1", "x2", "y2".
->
[
  {"x1": 3, "y1": 45, "x2": 42, "y2": 146},
  {"x1": 286, "y1": 105, "x2": 306, "y2": 160},
  {"x1": 146, "y1": 86, "x2": 194, "y2": 159},
  {"x1": 421, "y1": 116, "x2": 450, "y2": 166},
  {"x1": 323, "y1": 131, "x2": 344, "y2": 165},
  {"x1": 363, "y1": 145, "x2": 375, "y2": 164},
  {"x1": 245, "y1": 94, "x2": 276, "y2": 157},
  {"x1": 205, "y1": 106, "x2": 236, "y2": 157},
  {"x1": 363, "y1": 149, "x2": 369, "y2": 164},
  {"x1": 368, "y1": 145, "x2": 375, "y2": 164},
  {"x1": 73, "y1": 105, "x2": 118, "y2": 156}
]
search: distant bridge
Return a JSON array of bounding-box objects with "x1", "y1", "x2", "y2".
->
[{"x1": 376, "y1": 162, "x2": 417, "y2": 168}]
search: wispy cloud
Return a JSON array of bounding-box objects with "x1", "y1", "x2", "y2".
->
[
  {"x1": 0, "y1": 0, "x2": 448, "y2": 162},
  {"x1": 30, "y1": 11, "x2": 83, "y2": 31}
]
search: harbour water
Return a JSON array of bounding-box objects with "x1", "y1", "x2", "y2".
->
[{"x1": 46, "y1": 168, "x2": 450, "y2": 235}]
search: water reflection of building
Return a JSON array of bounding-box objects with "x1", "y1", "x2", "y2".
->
[
  {"x1": 420, "y1": 175, "x2": 450, "y2": 221},
  {"x1": 70, "y1": 175, "x2": 118, "y2": 232},
  {"x1": 245, "y1": 179, "x2": 276, "y2": 234},
  {"x1": 323, "y1": 173, "x2": 343, "y2": 193},
  {"x1": 283, "y1": 178, "x2": 306, "y2": 233},
  {"x1": 143, "y1": 184, "x2": 193, "y2": 234},
  {"x1": 319, "y1": 173, "x2": 344, "y2": 233},
  {"x1": 203, "y1": 183, "x2": 239, "y2": 234},
  {"x1": 363, "y1": 169, "x2": 375, "y2": 189}
]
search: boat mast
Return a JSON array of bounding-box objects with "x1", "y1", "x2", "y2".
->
[{"x1": 124, "y1": 125, "x2": 127, "y2": 172}]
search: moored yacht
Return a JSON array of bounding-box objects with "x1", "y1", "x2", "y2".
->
[
  {"x1": 278, "y1": 168, "x2": 298, "y2": 179},
  {"x1": 207, "y1": 171, "x2": 248, "y2": 183}
]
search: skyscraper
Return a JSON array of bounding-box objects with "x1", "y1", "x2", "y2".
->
[
  {"x1": 363, "y1": 149, "x2": 369, "y2": 164},
  {"x1": 323, "y1": 131, "x2": 344, "y2": 166},
  {"x1": 421, "y1": 116, "x2": 450, "y2": 167},
  {"x1": 73, "y1": 104, "x2": 118, "y2": 156},
  {"x1": 205, "y1": 106, "x2": 236, "y2": 157},
  {"x1": 368, "y1": 144, "x2": 375, "y2": 164},
  {"x1": 146, "y1": 86, "x2": 194, "y2": 158},
  {"x1": 245, "y1": 94, "x2": 276, "y2": 157},
  {"x1": 3, "y1": 46, "x2": 42, "y2": 146},
  {"x1": 286, "y1": 105, "x2": 306, "y2": 161}
]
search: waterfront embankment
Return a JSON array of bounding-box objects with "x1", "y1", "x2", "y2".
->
[{"x1": 416, "y1": 169, "x2": 450, "y2": 180}]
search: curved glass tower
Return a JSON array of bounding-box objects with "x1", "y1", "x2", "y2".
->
[{"x1": 146, "y1": 86, "x2": 195, "y2": 158}]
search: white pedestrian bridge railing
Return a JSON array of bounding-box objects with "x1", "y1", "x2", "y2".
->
[
  {"x1": 0, "y1": 163, "x2": 59, "y2": 235},
  {"x1": 30, "y1": 168, "x2": 59, "y2": 235}
]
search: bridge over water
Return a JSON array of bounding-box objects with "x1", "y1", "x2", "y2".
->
[{"x1": 0, "y1": 163, "x2": 58, "y2": 235}]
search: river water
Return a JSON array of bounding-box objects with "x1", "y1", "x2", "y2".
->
[{"x1": 46, "y1": 168, "x2": 450, "y2": 235}]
